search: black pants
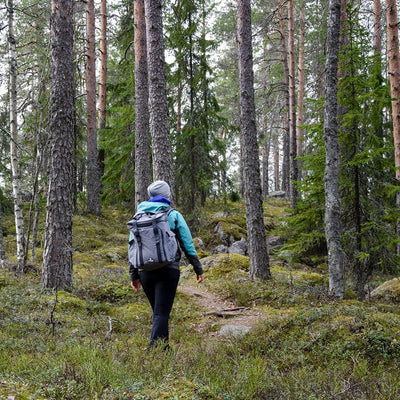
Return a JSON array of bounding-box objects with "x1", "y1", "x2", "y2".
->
[{"x1": 139, "y1": 264, "x2": 180, "y2": 347}]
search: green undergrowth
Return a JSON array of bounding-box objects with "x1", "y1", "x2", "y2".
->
[{"x1": 1, "y1": 204, "x2": 400, "y2": 399}]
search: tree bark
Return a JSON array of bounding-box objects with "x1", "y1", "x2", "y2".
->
[
  {"x1": 144, "y1": 0, "x2": 174, "y2": 192},
  {"x1": 273, "y1": 134, "x2": 280, "y2": 191},
  {"x1": 279, "y1": 0, "x2": 290, "y2": 197},
  {"x1": 296, "y1": 4, "x2": 306, "y2": 177},
  {"x1": 261, "y1": 114, "x2": 269, "y2": 200},
  {"x1": 134, "y1": 0, "x2": 151, "y2": 205},
  {"x1": 98, "y1": 0, "x2": 107, "y2": 132},
  {"x1": 386, "y1": 0, "x2": 400, "y2": 255},
  {"x1": 0, "y1": 201, "x2": 6, "y2": 263},
  {"x1": 237, "y1": 0, "x2": 271, "y2": 281},
  {"x1": 288, "y1": 0, "x2": 298, "y2": 207},
  {"x1": 42, "y1": 0, "x2": 75, "y2": 290},
  {"x1": 8, "y1": 0, "x2": 25, "y2": 273},
  {"x1": 86, "y1": 0, "x2": 102, "y2": 215},
  {"x1": 323, "y1": 0, "x2": 345, "y2": 298},
  {"x1": 98, "y1": 0, "x2": 107, "y2": 180},
  {"x1": 373, "y1": 0, "x2": 382, "y2": 54}
]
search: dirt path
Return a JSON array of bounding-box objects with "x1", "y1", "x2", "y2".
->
[{"x1": 178, "y1": 281, "x2": 264, "y2": 337}]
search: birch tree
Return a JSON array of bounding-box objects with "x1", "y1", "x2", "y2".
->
[
  {"x1": 42, "y1": 0, "x2": 75, "y2": 290},
  {"x1": 134, "y1": 0, "x2": 151, "y2": 205},
  {"x1": 237, "y1": 0, "x2": 271, "y2": 281},
  {"x1": 323, "y1": 0, "x2": 345, "y2": 298},
  {"x1": 8, "y1": 0, "x2": 25, "y2": 273}
]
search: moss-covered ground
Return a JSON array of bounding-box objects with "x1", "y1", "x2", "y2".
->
[{"x1": 1, "y1": 201, "x2": 400, "y2": 399}]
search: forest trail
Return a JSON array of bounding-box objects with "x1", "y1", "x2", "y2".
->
[{"x1": 178, "y1": 280, "x2": 265, "y2": 337}]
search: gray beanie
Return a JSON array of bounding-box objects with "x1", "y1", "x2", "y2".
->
[{"x1": 147, "y1": 180, "x2": 171, "y2": 198}]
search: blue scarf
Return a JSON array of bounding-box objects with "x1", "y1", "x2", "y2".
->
[{"x1": 148, "y1": 196, "x2": 171, "y2": 204}]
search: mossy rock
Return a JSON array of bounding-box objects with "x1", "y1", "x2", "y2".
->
[
  {"x1": 200, "y1": 253, "x2": 250, "y2": 272},
  {"x1": 371, "y1": 278, "x2": 400, "y2": 302},
  {"x1": 270, "y1": 265, "x2": 327, "y2": 286},
  {"x1": 103, "y1": 245, "x2": 127, "y2": 262}
]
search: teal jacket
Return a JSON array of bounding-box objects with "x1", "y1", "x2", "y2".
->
[{"x1": 129, "y1": 201, "x2": 203, "y2": 280}]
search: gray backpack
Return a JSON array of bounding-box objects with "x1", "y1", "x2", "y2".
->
[{"x1": 127, "y1": 208, "x2": 178, "y2": 271}]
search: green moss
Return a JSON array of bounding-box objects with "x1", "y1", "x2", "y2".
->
[
  {"x1": 270, "y1": 265, "x2": 327, "y2": 286},
  {"x1": 82, "y1": 281, "x2": 133, "y2": 303},
  {"x1": 52, "y1": 291, "x2": 87, "y2": 311},
  {"x1": 371, "y1": 278, "x2": 400, "y2": 302}
]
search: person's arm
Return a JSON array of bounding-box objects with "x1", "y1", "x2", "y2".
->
[
  {"x1": 129, "y1": 263, "x2": 141, "y2": 292},
  {"x1": 171, "y1": 210, "x2": 204, "y2": 277}
]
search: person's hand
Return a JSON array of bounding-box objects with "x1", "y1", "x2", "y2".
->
[
  {"x1": 196, "y1": 274, "x2": 205, "y2": 283},
  {"x1": 130, "y1": 279, "x2": 141, "y2": 292}
]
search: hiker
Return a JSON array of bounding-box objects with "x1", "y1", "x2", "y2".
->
[{"x1": 129, "y1": 180, "x2": 204, "y2": 348}]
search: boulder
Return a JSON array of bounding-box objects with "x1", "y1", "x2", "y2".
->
[
  {"x1": 370, "y1": 278, "x2": 400, "y2": 302},
  {"x1": 267, "y1": 235, "x2": 285, "y2": 252},
  {"x1": 210, "y1": 244, "x2": 228, "y2": 255},
  {"x1": 214, "y1": 222, "x2": 230, "y2": 245},
  {"x1": 219, "y1": 324, "x2": 252, "y2": 338},
  {"x1": 267, "y1": 190, "x2": 286, "y2": 198},
  {"x1": 194, "y1": 237, "x2": 205, "y2": 250},
  {"x1": 228, "y1": 238, "x2": 247, "y2": 256}
]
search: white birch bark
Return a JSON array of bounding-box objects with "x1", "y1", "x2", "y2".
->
[{"x1": 8, "y1": 0, "x2": 25, "y2": 273}]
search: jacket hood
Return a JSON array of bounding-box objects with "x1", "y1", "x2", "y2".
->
[{"x1": 137, "y1": 201, "x2": 170, "y2": 213}]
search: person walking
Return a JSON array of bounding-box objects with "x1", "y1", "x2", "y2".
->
[{"x1": 129, "y1": 180, "x2": 204, "y2": 348}]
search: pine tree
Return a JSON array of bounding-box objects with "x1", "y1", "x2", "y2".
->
[
  {"x1": 386, "y1": 0, "x2": 400, "y2": 255},
  {"x1": 86, "y1": 0, "x2": 102, "y2": 215},
  {"x1": 42, "y1": 0, "x2": 75, "y2": 290},
  {"x1": 144, "y1": 0, "x2": 174, "y2": 189},
  {"x1": 134, "y1": 0, "x2": 151, "y2": 205},
  {"x1": 237, "y1": 0, "x2": 271, "y2": 280}
]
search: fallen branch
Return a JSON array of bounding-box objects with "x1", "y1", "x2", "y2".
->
[{"x1": 205, "y1": 307, "x2": 248, "y2": 318}]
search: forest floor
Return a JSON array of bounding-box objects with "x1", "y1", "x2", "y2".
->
[
  {"x1": 179, "y1": 280, "x2": 265, "y2": 337},
  {"x1": 1, "y1": 201, "x2": 400, "y2": 399}
]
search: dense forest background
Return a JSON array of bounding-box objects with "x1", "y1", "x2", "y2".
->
[{"x1": 0, "y1": 0, "x2": 400, "y2": 297}]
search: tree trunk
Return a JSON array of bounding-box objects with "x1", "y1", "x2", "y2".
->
[
  {"x1": 237, "y1": 0, "x2": 271, "y2": 281},
  {"x1": 288, "y1": 0, "x2": 298, "y2": 207},
  {"x1": 261, "y1": 114, "x2": 269, "y2": 200},
  {"x1": 144, "y1": 0, "x2": 174, "y2": 191},
  {"x1": 296, "y1": 4, "x2": 306, "y2": 178},
  {"x1": 279, "y1": 0, "x2": 290, "y2": 197},
  {"x1": 98, "y1": 0, "x2": 108, "y2": 179},
  {"x1": 373, "y1": 0, "x2": 382, "y2": 54},
  {"x1": 386, "y1": 0, "x2": 400, "y2": 255},
  {"x1": 281, "y1": 118, "x2": 290, "y2": 194},
  {"x1": 98, "y1": 0, "x2": 107, "y2": 132},
  {"x1": 323, "y1": 0, "x2": 345, "y2": 298},
  {"x1": 42, "y1": 0, "x2": 75, "y2": 290},
  {"x1": 8, "y1": 0, "x2": 25, "y2": 273},
  {"x1": 86, "y1": 0, "x2": 102, "y2": 215},
  {"x1": 134, "y1": 0, "x2": 151, "y2": 205},
  {"x1": 0, "y1": 201, "x2": 6, "y2": 263},
  {"x1": 273, "y1": 135, "x2": 280, "y2": 191}
]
